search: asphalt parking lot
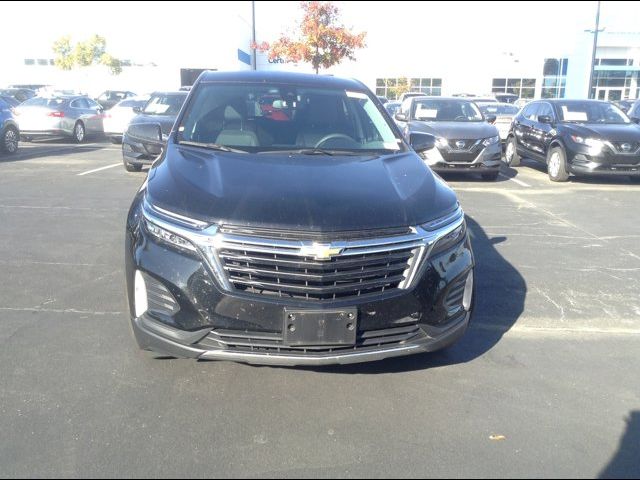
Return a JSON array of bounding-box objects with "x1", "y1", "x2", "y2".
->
[{"x1": 1, "y1": 139, "x2": 639, "y2": 478}]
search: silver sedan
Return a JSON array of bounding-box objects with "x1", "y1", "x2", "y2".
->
[{"x1": 16, "y1": 95, "x2": 104, "y2": 143}]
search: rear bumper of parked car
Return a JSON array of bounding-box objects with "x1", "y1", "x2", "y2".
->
[
  {"x1": 424, "y1": 143, "x2": 502, "y2": 173},
  {"x1": 125, "y1": 196, "x2": 475, "y2": 366},
  {"x1": 569, "y1": 152, "x2": 640, "y2": 176}
]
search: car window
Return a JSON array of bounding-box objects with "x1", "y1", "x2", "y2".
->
[
  {"x1": 400, "y1": 98, "x2": 412, "y2": 116},
  {"x1": 537, "y1": 103, "x2": 553, "y2": 119},
  {"x1": 72, "y1": 98, "x2": 90, "y2": 109},
  {"x1": 412, "y1": 99, "x2": 483, "y2": 122},
  {"x1": 522, "y1": 103, "x2": 540, "y2": 121},
  {"x1": 177, "y1": 83, "x2": 403, "y2": 153},
  {"x1": 87, "y1": 99, "x2": 100, "y2": 109},
  {"x1": 556, "y1": 101, "x2": 629, "y2": 124},
  {"x1": 22, "y1": 97, "x2": 66, "y2": 108},
  {"x1": 143, "y1": 94, "x2": 187, "y2": 115},
  {"x1": 0, "y1": 98, "x2": 8, "y2": 110}
]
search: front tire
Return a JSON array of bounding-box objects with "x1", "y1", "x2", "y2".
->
[
  {"x1": 1, "y1": 126, "x2": 19, "y2": 154},
  {"x1": 505, "y1": 136, "x2": 521, "y2": 167},
  {"x1": 481, "y1": 171, "x2": 500, "y2": 181},
  {"x1": 73, "y1": 122, "x2": 85, "y2": 144},
  {"x1": 547, "y1": 146, "x2": 569, "y2": 182}
]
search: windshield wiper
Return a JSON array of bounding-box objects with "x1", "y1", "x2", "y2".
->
[
  {"x1": 258, "y1": 148, "x2": 364, "y2": 156},
  {"x1": 178, "y1": 141, "x2": 248, "y2": 153}
]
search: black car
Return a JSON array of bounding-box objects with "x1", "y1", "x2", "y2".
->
[
  {"x1": 395, "y1": 97, "x2": 502, "y2": 180},
  {"x1": 0, "y1": 97, "x2": 20, "y2": 154},
  {"x1": 505, "y1": 99, "x2": 640, "y2": 182},
  {"x1": 613, "y1": 100, "x2": 633, "y2": 114},
  {"x1": 627, "y1": 100, "x2": 640, "y2": 122},
  {"x1": 124, "y1": 71, "x2": 475, "y2": 366},
  {"x1": 121, "y1": 91, "x2": 187, "y2": 171},
  {"x1": 95, "y1": 90, "x2": 137, "y2": 110},
  {"x1": 0, "y1": 88, "x2": 36, "y2": 104},
  {"x1": 384, "y1": 100, "x2": 401, "y2": 117}
]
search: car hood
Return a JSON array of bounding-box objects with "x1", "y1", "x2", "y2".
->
[
  {"x1": 145, "y1": 145, "x2": 458, "y2": 232},
  {"x1": 130, "y1": 113, "x2": 177, "y2": 135},
  {"x1": 561, "y1": 122, "x2": 640, "y2": 142},
  {"x1": 410, "y1": 121, "x2": 498, "y2": 139}
]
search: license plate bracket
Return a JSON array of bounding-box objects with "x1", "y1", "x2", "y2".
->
[{"x1": 283, "y1": 308, "x2": 357, "y2": 346}]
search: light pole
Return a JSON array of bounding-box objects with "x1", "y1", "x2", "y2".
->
[
  {"x1": 251, "y1": 0, "x2": 257, "y2": 71},
  {"x1": 586, "y1": 0, "x2": 603, "y2": 99}
]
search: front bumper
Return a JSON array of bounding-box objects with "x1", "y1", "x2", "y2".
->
[
  {"x1": 569, "y1": 152, "x2": 640, "y2": 176},
  {"x1": 122, "y1": 133, "x2": 161, "y2": 164},
  {"x1": 125, "y1": 196, "x2": 475, "y2": 366},
  {"x1": 423, "y1": 143, "x2": 502, "y2": 173},
  {"x1": 132, "y1": 311, "x2": 470, "y2": 366}
]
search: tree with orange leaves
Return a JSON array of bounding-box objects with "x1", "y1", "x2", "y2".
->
[{"x1": 254, "y1": 1, "x2": 366, "y2": 74}]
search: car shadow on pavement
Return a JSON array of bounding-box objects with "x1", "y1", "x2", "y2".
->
[
  {"x1": 599, "y1": 411, "x2": 640, "y2": 479},
  {"x1": 295, "y1": 214, "x2": 527, "y2": 374},
  {"x1": 516, "y1": 158, "x2": 640, "y2": 185},
  {"x1": 0, "y1": 136, "x2": 112, "y2": 163}
]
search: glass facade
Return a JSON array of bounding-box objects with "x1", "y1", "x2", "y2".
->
[
  {"x1": 376, "y1": 78, "x2": 442, "y2": 100},
  {"x1": 492, "y1": 78, "x2": 536, "y2": 98},
  {"x1": 542, "y1": 58, "x2": 569, "y2": 98}
]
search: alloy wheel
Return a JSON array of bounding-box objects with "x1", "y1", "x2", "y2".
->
[
  {"x1": 4, "y1": 129, "x2": 18, "y2": 153},
  {"x1": 548, "y1": 152, "x2": 561, "y2": 178}
]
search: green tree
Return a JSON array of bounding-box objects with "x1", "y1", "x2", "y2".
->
[
  {"x1": 52, "y1": 35, "x2": 122, "y2": 75},
  {"x1": 254, "y1": 1, "x2": 366, "y2": 74}
]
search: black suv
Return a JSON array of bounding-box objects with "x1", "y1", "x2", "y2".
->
[
  {"x1": 506, "y1": 99, "x2": 640, "y2": 182},
  {"x1": 124, "y1": 71, "x2": 475, "y2": 366}
]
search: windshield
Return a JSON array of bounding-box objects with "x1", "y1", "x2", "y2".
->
[
  {"x1": 413, "y1": 99, "x2": 483, "y2": 122},
  {"x1": 177, "y1": 82, "x2": 402, "y2": 153},
  {"x1": 143, "y1": 94, "x2": 187, "y2": 115},
  {"x1": 478, "y1": 104, "x2": 519, "y2": 115},
  {"x1": 557, "y1": 101, "x2": 629, "y2": 124}
]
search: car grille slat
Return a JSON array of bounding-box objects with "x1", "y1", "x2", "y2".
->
[
  {"x1": 224, "y1": 263, "x2": 408, "y2": 282},
  {"x1": 228, "y1": 274, "x2": 406, "y2": 295}
]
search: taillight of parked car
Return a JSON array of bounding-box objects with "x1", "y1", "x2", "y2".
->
[{"x1": 48, "y1": 111, "x2": 65, "y2": 118}]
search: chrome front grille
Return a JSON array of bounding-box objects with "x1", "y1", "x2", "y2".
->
[{"x1": 218, "y1": 238, "x2": 418, "y2": 301}]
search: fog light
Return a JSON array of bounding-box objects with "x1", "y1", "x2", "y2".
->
[
  {"x1": 134, "y1": 270, "x2": 148, "y2": 317},
  {"x1": 462, "y1": 271, "x2": 473, "y2": 311}
]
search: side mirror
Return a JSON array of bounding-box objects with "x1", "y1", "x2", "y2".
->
[
  {"x1": 409, "y1": 132, "x2": 436, "y2": 153},
  {"x1": 394, "y1": 112, "x2": 408, "y2": 122},
  {"x1": 133, "y1": 106, "x2": 142, "y2": 114},
  {"x1": 486, "y1": 115, "x2": 497, "y2": 124},
  {"x1": 538, "y1": 115, "x2": 553, "y2": 124},
  {"x1": 127, "y1": 123, "x2": 164, "y2": 153},
  {"x1": 630, "y1": 116, "x2": 640, "y2": 124}
]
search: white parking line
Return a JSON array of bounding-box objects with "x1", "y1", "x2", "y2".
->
[
  {"x1": 77, "y1": 163, "x2": 121, "y2": 176},
  {"x1": 499, "y1": 173, "x2": 531, "y2": 187}
]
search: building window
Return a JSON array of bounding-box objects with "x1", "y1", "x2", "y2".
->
[
  {"x1": 542, "y1": 58, "x2": 569, "y2": 98},
  {"x1": 492, "y1": 77, "x2": 536, "y2": 98},
  {"x1": 24, "y1": 59, "x2": 35, "y2": 66},
  {"x1": 37, "y1": 59, "x2": 49, "y2": 66},
  {"x1": 375, "y1": 77, "x2": 442, "y2": 100},
  {"x1": 595, "y1": 58, "x2": 632, "y2": 66},
  {"x1": 591, "y1": 69, "x2": 640, "y2": 100}
]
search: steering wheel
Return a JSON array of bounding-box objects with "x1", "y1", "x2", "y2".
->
[
  {"x1": 454, "y1": 116, "x2": 467, "y2": 121},
  {"x1": 314, "y1": 133, "x2": 356, "y2": 149}
]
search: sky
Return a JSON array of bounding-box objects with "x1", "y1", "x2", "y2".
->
[{"x1": 0, "y1": 1, "x2": 637, "y2": 69}]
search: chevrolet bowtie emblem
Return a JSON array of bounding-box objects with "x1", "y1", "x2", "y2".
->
[{"x1": 300, "y1": 243, "x2": 343, "y2": 260}]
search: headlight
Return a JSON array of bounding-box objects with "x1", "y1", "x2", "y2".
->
[
  {"x1": 436, "y1": 137, "x2": 449, "y2": 148},
  {"x1": 144, "y1": 218, "x2": 197, "y2": 252},
  {"x1": 429, "y1": 220, "x2": 467, "y2": 256},
  {"x1": 571, "y1": 136, "x2": 605, "y2": 154},
  {"x1": 482, "y1": 135, "x2": 500, "y2": 147}
]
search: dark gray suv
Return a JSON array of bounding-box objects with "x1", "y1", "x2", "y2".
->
[{"x1": 0, "y1": 97, "x2": 19, "y2": 154}]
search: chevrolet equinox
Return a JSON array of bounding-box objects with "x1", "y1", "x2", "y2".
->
[{"x1": 125, "y1": 71, "x2": 475, "y2": 366}]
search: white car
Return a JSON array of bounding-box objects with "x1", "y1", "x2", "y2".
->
[{"x1": 103, "y1": 95, "x2": 150, "y2": 143}]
